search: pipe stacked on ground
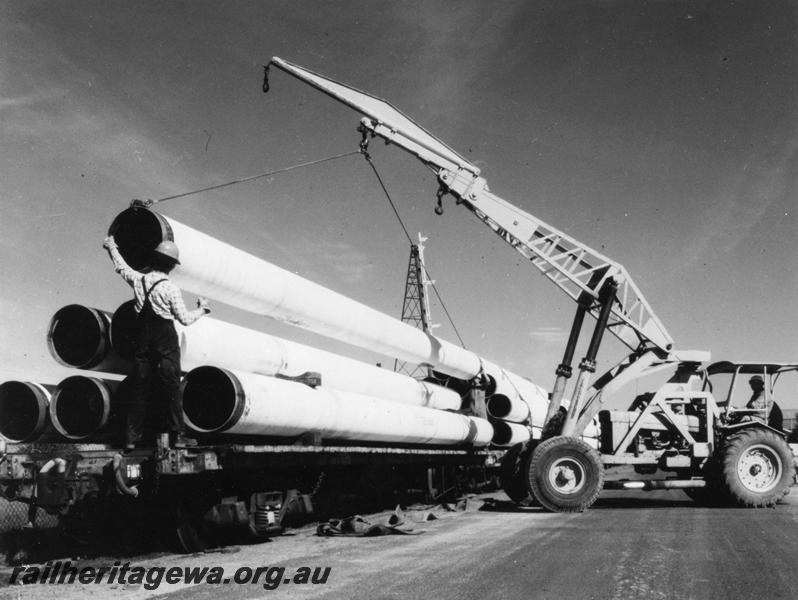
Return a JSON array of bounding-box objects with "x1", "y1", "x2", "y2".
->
[
  {"x1": 182, "y1": 366, "x2": 492, "y2": 446},
  {"x1": 108, "y1": 208, "x2": 548, "y2": 432},
  {"x1": 0, "y1": 381, "x2": 55, "y2": 443},
  {"x1": 111, "y1": 300, "x2": 461, "y2": 411}
]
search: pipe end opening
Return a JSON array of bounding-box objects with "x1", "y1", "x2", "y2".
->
[
  {"x1": 491, "y1": 421, "x2": 513, "y2": 446},
  {"x1": 0, "y1": 382, "x2": 48, "y2": 443},
  {"x1": 182, "y1": 367, "x2": 241, "y2": 434},
  {"x1": 47, "y1": 305, "x2": 108, "y2": 369},
  {"x1": 486, "y1": 395, "x2": 512, "y2": 419},
  {"x1": 52, "y1": 377, "x2": 110, "y2": 440},
  {"x1": 108, "y1": 208, "x2": 170, "y2": 271}
]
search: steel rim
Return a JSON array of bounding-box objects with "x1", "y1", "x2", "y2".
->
[
  {"x1": 736, "y1": 444, "x2": 782, "y2": 493},
  {"x1": 548, "y1": 457, "x2": 586, "y2": 494}
]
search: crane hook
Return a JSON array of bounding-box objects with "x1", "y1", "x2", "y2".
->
[
  {"x1": 435, "y1": 186, "x2": 446, "y2": 215},
  {"x1": 358, "y1": 124, "x2": 372, "y2": 160},
  {"x1": 262, "y1": 64, "x2": 271, "y2": 94}
]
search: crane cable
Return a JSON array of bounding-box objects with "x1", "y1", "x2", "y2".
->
[
  {"x1": 130, "y1": 141, "x2": 468, "y2": 348},
  {"x1": 144, "y1": 150, "x2": 362, "y2": 205},
  {"x1": 360, "y1": 151, "x2": 468, "y2": 349}
]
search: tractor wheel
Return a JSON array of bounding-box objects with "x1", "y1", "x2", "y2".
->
[
  {"x1": 527, "y1": 436, "x2": 604, "y2": 513},
  {"x1": 719, "y1": 428, "x2": 794, "y2": 507},
  {"x1": 499, "y1": 442, "x2": 536, "y2": 505}
]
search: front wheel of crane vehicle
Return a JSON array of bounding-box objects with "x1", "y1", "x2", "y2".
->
[
  {"x1": 719, "y1": 428, "x2": 794, "y2": 507},
  {"x1": 499, "y1": 441, "x2": 537, "y2": 505},
  {"x1": 527, "y1": 436, "x2": 604, "y2": 512}
]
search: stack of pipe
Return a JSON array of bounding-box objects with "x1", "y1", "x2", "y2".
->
[
  {"x1": 43, "y1": 301, "x2": 494, "y2": 446},
  {"x1": 111, "y1": 300, "x2": 462, "y2": 412},
  {"x1": 181, "y1": 366, "x2": 492, "y2": 445},
  {"x1": 0, "y1": 373, "x2": 127, "y2": 444},
  {"x1": 44, "y1": 300, "x2": 487, "y2": 444},
  {"x1": 2, "y1": 206, "x2": 552, "y2": 448},
  {"x1": 106, "y1": 207, "x2": 553, "y2": 445}
]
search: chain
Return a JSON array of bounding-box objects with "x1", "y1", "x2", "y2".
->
[
  {"x1": 435, "y1": 185, "x2": 447, "y2": 215},
  {"x1": 358, "y1": 123, "x2": 372, "y2": 159}
]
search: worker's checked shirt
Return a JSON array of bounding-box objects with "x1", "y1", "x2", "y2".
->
[{"x1": 107, "y1": 244, "x2": 205, "y2": 326}]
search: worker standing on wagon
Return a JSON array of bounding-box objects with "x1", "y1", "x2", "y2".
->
[{"x1": 103, "y1": 234, "x2": 210, "y2": 449}]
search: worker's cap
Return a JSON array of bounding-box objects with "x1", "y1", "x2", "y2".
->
[
  {"x1": 749, "y1": 375, "x2": 764, "y2": 384},
  {"x1": 152, "y1": 240, "x2": 180, "y2": 264}
]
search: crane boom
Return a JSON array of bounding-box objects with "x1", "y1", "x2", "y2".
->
[{"x1": 268, "y1": 57, "x2": 674, "y2": 355}]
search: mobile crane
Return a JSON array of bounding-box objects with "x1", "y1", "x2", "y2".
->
[{"x1": 266, "y1": 57, "x2": 795, "y2": 512}]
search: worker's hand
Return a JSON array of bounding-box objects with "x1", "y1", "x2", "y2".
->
[
  {"x1": 103, "y1": 235, "x2": 117, "y2": 250},
  {"x1": 197, "y1": 298, "x2": 211, "y2": 314}
]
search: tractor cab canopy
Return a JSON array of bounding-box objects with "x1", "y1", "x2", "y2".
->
[
  {"x1": 704, "y1": 362, "x2": 798, "y2": 431},
  {"x1": 706, "y1": 361, "x2": 798, "y2": 377}
]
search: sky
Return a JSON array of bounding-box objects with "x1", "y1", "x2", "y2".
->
[{"x1": 1, "y1": 1, "x2": 796, "y2": 404}]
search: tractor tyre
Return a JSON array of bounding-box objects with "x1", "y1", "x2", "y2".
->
[
  {"x1": 527, "y1": 436, "x2": 604, "y2": 513},
  {"x1": 499, "y1": 441, "x2": 536, "y2": 505},
  {"x1": 719, "y1": 428, "x2": 794, "y2": 507}
]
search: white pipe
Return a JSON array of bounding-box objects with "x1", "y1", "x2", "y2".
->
[
  {"x1": 486, "y1": 363, "x2": 549, "y2": 426},
  {"x1": 110, "y1": 208, "x2": 550, "y2": 405},
  {"x1": 110, "y1": 208, "x2": 551, "y2": 424},
  {"x1": 111, "y1": 301, "x2": 461, "y2": 411},
  {"x1": 487, "y1": 395, "x2": 530, "y2": 423},
  {"x1": 110, "y1": 208, "x2": 481, "y2": 379},
  {"x1": 0, "y1": 381, "x2": 54, "y2": 443},
  {"x1": 486, "y1": 370, "x2": 549, "y2": 426},
  {"x1": 47, "y1": 305, "x2": 131, "y2": 374},
  {"x1": 491, "y1": 421, "x2": 531, "y2": 447},
  {"x1": 50, "y1": 376, "x2": 122, "y2": 441},
  {"x1": 182, "y1": 366, "x2": 493, "y2": 446}
]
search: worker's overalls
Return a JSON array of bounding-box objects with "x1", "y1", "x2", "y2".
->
[{"x1": 126, "y1": 277, "x2": 183, "y2": 445}]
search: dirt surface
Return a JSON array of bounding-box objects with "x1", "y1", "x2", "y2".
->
[{"x1": 2, "y1": 489, "x2": 797, "y2": 599}]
